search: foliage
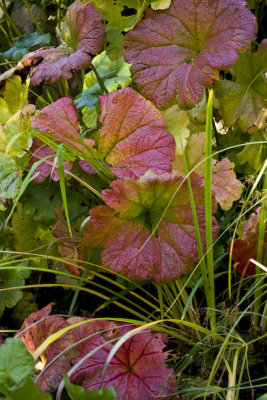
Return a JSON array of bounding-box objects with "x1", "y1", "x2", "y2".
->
[
  {"x1": 0, "y1": 0, "x2": 266, "y2": 399},
  {"x1": 0, "y1": 338, "x2": 52, "y2": 400},
  {"x1": 2, "y1": 32, "x2": 51, "y2": 61},
  {"x1": 64, "y1": 377, "x2": 116, "y2": 400}
]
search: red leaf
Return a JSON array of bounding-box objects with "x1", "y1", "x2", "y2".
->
[
  {"x1": 22, "y1": 1, "x2": 106, "y2": 85},
  {"x1": 69, "y1": 322, "x2": 176, "y2": 400},
  {"x1": 83, "y1": 172, "x2": 219, "y2": 283},
  {"x1": 124, "y1": 0, "x2": 257, "y2": 108},
  {"x1": 29, "y1": 138, "x2": 73, "y2": 183},
  {"x1": 98, "y1": 87, "x2": 175, "y2": 179},
  {"x1": 18, "y1": 304, "x2": 75, "y2": 392},
  {"x1": 228, "y1": 208, "x2": 266, "y2": 275}
]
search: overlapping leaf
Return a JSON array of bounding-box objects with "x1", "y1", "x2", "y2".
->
[
  {"x1": 215, "y1": 40, "x2": 267, "y2": 132},
  {"x1": 83, "y1": 172, "x2": 219, "y2": 283},
  {"x1": 173, "y1": 132, "x2": 244, "y2": 210},
  {"x1": 124, "y1": 0, "x2": 257, "y2": 109},
  {"x1": 21, "y1": 1, "x2": 106, "y2": 85},
  {"x1": 69, "y1": 320, "x2": 176, "y2": 400},
  {"x1": 18, "y1": 304, "x2": 75, "y2": 392},
  {"x1": 30, "y1": 97, "x2": 87, "y2": 181},
  {"x1": 0, "y1": 154, "x2": 21, "y2": 211},
  {"x1": 228, "y1": 208, "x2": 267, "y2": 275},
  {"x1": 96, "y1": 87, "x2": 175, "y2": 179}
]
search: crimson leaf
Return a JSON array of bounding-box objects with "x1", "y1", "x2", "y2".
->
[
  {"x1": 123, "y1": 0, "x2": 257, "y2": 108},
  {"x1": 69, "y1": 320, "x2": 176, "y2": 400},
  {"x1": 83, "y1": 172, "x2": 219, "y2": 283}
]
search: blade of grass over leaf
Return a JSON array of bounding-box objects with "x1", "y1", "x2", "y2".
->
[
  {"x1": 57, "y1": 144, "x2": 72, "y2": 237},
  {"x1": 205, "y1": 89, "x2": 216, "y2": 331}
]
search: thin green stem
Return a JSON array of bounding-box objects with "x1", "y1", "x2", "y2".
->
[
  {"x1": 22, "y1": 0, "x2": 45, "y2": 34},
  {"x1": 253, "y1": 169, "x2": 267, "y2": 334}
]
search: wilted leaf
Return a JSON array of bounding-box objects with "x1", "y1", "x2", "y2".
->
[
  {"x1": 215, "y1": 40, "x2": 267, "y2": 132},
  {"x1": 70, "y1": 321, "x2": 176, "y2": 400},
  {"x1": 173, "y1": 132, "x2": 244, "y2": 210},
  {"x1": 124, "y1": 0, "x2": 257, "y2": 108},
  {"x1": 18, "y1": 303, "x2": 75, "y2": 392},
  {"x1": 64, "y1": 376, "x2": 116, "y2": 400},
  {"x1": 22, "y1": 1, "x2": 106, "y2": 85},
  {"x1": 0, "y1": 76, "x2": 29, "y2": 124},
  {"x1": 97, "y1": 87, "x2": 175, "y2": 179},
  {"x1": 228, "y1": 208, "x2": 266, "y2": 275},
  {"x1": 83, "y1": 172, "x2": 219, "y2": 283},
  {"x1": 2, "y1": 32, "x2": 51, "y2": 61}
]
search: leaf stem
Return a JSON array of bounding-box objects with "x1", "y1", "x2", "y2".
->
[{"x1": 90, "y1": 64, "x2": 108, "y2": 94}]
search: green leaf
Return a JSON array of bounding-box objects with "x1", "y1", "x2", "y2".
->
[
  {"x1": 21, "y1": 180, "x2": 87, "y2": 226},
  {"x1": 161, "y1": 105, "x2": 190, "y2": 156},
  {"x1": 76, "y1": 51, "x2": 131, "y2": 129},
  {"x1": 215, "y1": 40, "x2": 267, "y2": 132},
  {"x1": 64, "y1": 376, "x2": 116, "y2": 400},
  {"x1": 0, "y1": 375, "x2": 52, "y2": 400},
  {"x1": 0, "y1": 76, "x2": 29, "y2": 125},
  {"x1": 149, "y1": 0, "x2": 171, "y2": 10},
  {"x1": 2, "y1": 32, "x2": 51, "y2": 61},
  {"x1": 0, "y1": 155, "x2": 22, "y2": 211},
  {"x1": 0, "y1": 338, "x2": 34, "y2": 386},
  {"x1": 0, "y1": 104, "x2": 35, "y2": 157},
  {"x1": 0, "y1": 258, "x2": 30, "y2": 317}
]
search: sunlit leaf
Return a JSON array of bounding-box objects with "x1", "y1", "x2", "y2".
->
[{"x1": 0, "y1": 76, "x2": 29, "y2": 124}]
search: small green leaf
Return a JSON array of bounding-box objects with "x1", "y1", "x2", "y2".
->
[
  {"x1": 0, "y1": 338, "x2": 34, "y2": 386},
  {"x1": 0, "y1": 375, "x2": 52, "y2": 400},
  {"x1": 64, "y1": 376, "x2": 116, "y2": 400},
  {"x1": 2, "y1": 32, "x2": 51, "y2": 61}
]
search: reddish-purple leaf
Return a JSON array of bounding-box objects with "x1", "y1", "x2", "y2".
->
[
  {"x1": 69, "y1": 322, "x2": 176, "y2": 400},
  {"x1": 31, "y1": 97, "x2": 80, "y2": 147},
  {"x1": 83, "y1": 172, "x2": 219, "y2": 283},
  {"x1": 22, "y1": 1, "x2": 106, "y2": 85},
  {"x1": 228, "y1": 208, "x2": 266, "y2": 275},
  {"x1": 52, "y1": 208, "x2": 83, "y2": 276},
  {"x1": 98, "y1": 87, "x2": 175, "y2": 179},
  {"x1": 29, "y1": 138, "x2": 73, "y2": 183},
  {"x1": 124, "y1": 0, "x2": 257, "y2": 108},
  {"x1": 18, "y1": 304, "x2": 75, "y2": 392}
]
